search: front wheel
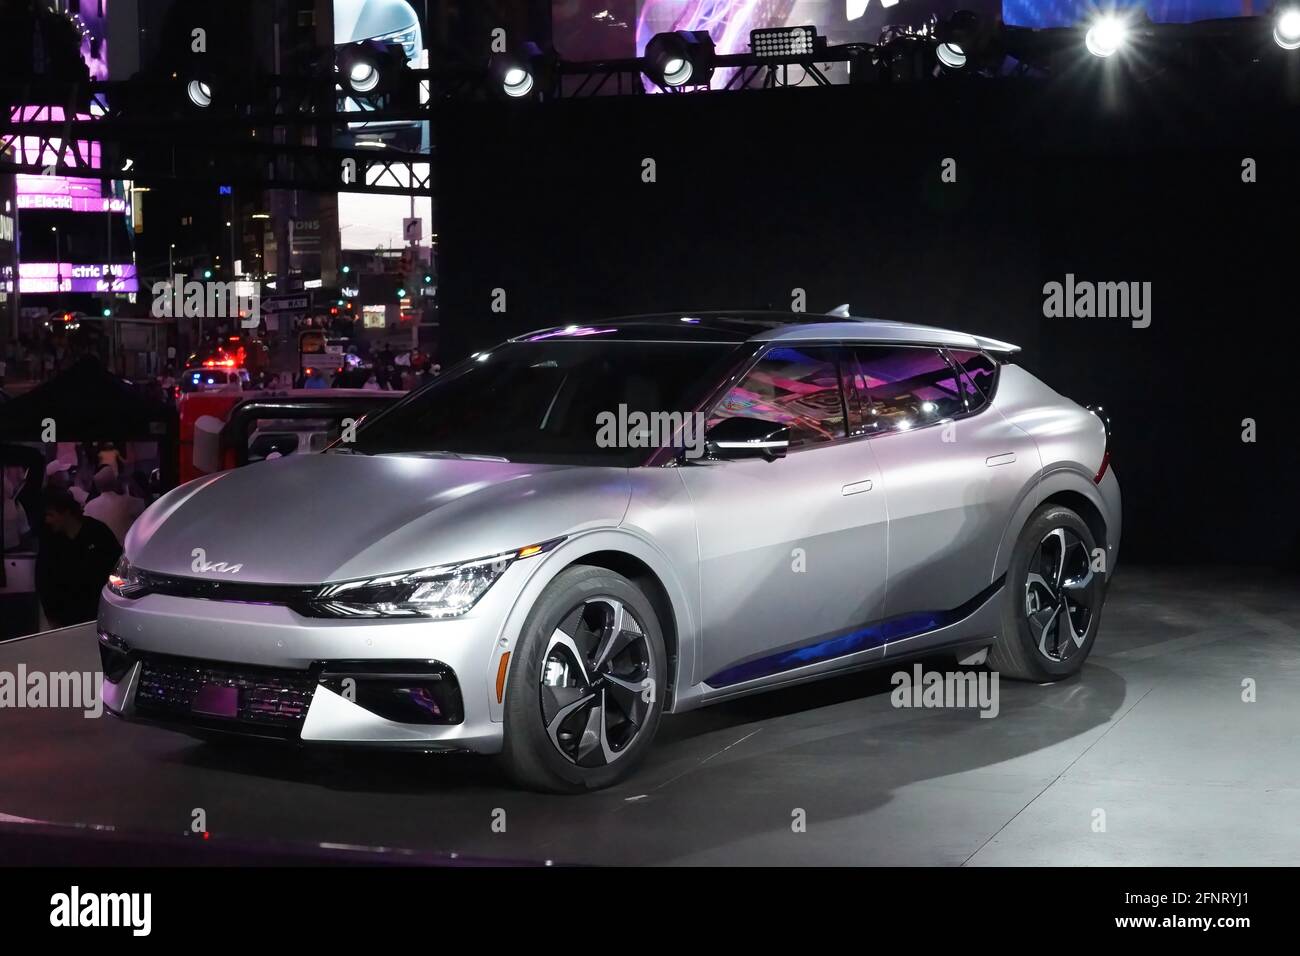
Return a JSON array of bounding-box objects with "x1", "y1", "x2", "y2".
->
[
  {"x1": 498, "y1": 566, "x2": 667, "y2": 793},
  {"x1": 988, "y1": 504, "x2": 1106, "y2": 682}
]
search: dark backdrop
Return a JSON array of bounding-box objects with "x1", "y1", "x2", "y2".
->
[{"x1": 436, "y1": 64, "x2": 1300, "y2": 567}]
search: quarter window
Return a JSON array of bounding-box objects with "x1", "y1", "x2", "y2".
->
[
  {"x1": 709, "y1": 346, "x2": 846, "y2": 448},
  {"x1": 946, "y1": 349, "x2": 998, "y2": 410},
  {"x1": 846, "y1": 346, "x2": 969, "y2": 434}
]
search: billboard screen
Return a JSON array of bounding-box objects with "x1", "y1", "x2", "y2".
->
[{"x1": 334, "y1": 0, "x2": 432, "y2": 252}]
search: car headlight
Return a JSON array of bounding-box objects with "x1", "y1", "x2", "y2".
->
[
  {"x1": 107, "y1": 555, "x2": 146, "y2": 598},
  {"x1": 305, "y1": 539, "x2": 563, "y2": 619}
]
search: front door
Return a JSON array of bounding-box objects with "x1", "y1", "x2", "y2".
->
[{"x1": 679, "y1": 345, "x2": 889, "y2": 689}]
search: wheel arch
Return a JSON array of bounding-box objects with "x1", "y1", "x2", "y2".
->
[
  {"x1": 992, "y1": 466, "x2": 1115, "y2": 583},
  {"x1": 557, "y1": 549, "x2": 681, "y2": 710},
  {"x1": 490, "y1": 530, "x2": 694, "y2": 720}
]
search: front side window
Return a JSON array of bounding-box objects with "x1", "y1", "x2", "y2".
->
[
  {"x1": 708, "y1": 346, "x2": 847, "y2": 449},
  {"x1": 846, "y1": 346, "x2": 969, "y2": 434},
  {"x1": 352, "y1": 339, "x2": 741, "y2": 466}
]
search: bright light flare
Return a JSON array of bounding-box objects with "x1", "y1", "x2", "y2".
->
[{"x1": 1085, "y1": 15, "x2": 1128, "y2": 58}]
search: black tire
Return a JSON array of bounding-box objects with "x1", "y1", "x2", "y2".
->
[
  {"x1": 498, "y1": 565, "x2": 667, "y2": 793},
  {"x1": 987, "y1": 504, "x2": 1106, "y2": 682}
]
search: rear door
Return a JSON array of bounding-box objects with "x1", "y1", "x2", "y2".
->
[{"x1": 845, "y1": 345, "x2": 1038, "y2": 652}]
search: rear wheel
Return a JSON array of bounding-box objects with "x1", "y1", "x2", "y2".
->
[
  {"x1": 988, "y1": 504, "x2": 1105, "y2": 681},
  {"x1": 499, "y1": 566, "x2": 666, "y2": 793}
]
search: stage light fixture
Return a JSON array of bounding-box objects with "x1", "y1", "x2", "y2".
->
[
  {"x1": 934, "y1": 11, "x2": 998, "y2": 71},
  {"x1": 337, "y1": 40, "x2": 410, "y2": 98},
  {"x1": 643, "y1": 30, "x2": 715, "y2": 88},
  {"x1": 350, "y1": 61, "x2": 380, "y2": 93},
  {"x1": 489, "y1": 42, "x2": 548, "y2": 98},
  {"x1": 186, "y1": 79, "x2": 212, "y2": 108},
  {"x1": 1085, "y1": 14, "x2": 1128, "y2": 58},
  {"x1": 936, "y1": 42, "x2": 966, "y2": 68},
  {"x1": 750, "y1": 25, "x2": 825, "y2": 58},
  {"x1": 1274, "y1": 7, "x2": 1300, "y2": 49}
]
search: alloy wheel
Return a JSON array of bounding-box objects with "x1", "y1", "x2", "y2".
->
[
  {"x1": 1024, "y1": 527, "x2": 1098, "y2": 664},
  {"x1": 539, "y1": 597, "x2": 655, "y2": 767}
]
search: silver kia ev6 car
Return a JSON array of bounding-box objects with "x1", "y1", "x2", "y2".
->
[{"x1": 99, "y1": 313, "x2": 1121, "y2": 792}]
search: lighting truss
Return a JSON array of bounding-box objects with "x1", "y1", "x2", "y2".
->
[{"x1": 1, "y1": 13, "x2": 1295, "y2": 197}]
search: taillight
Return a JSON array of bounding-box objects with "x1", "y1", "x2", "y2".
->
[{"x1": 1093, "y1": 450, "x2": 1111, "y2": 484}]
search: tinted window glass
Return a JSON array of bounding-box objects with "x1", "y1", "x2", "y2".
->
[
  {"x1": 248, "y1": 433, "x2": 301, "y2": 461},
  {"x1": 352, "y1": 340, "x2": 740, "y2": 466},
  {"x1": 709, "y1": 346, "x2": 846, "y2": 448},
  {"x1": 847, "y1": 346, "x2": 966, "y2": 433},
  {"x1": 947, "y1": 349, "x2": 997, "y2": 407}
]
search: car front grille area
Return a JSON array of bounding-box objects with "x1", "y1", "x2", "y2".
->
[
  {"x1": 103, "y1": 634, "x2": 469, "y2": 739},
  {"x1": 134, "y1": 570, "x2": 318, "y2": 612},
  {"x1": 134, "y1": 653, "x2": 317, "y2": 738}
]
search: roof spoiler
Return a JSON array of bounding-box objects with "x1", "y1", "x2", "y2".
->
[{"x1": 972, "y1": 334, "x2": 1021, "y2": 354}]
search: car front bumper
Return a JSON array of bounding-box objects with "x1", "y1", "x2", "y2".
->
[{"x1": 95, "y1": 566, "x2": 528, "y2": 754}]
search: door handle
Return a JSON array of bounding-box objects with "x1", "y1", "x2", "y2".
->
[
  {"x1": 985, "y1": 453, "x2": 1017, "y2": 467},
  {"x1": 841, "y1": 479, "x2": 873, "y2": 496}
]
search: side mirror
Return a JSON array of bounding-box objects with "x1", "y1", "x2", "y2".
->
[{"x1": 705, "y1": 417, "x2": 790, "y2": 462}]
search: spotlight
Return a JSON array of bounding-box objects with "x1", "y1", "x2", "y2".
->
[
  {"x1": 186, "y1": 79, "x2": 212, "y2": 108},
  {"x1": 1084, "y1": 14, "x2": 1128, "y2": 58},
  {"x1": 488, "y1": 42, "x2": 548, "y2": 99},
  {"x1": 933, "y1": 11, "x2": 1000, "y2": 73},
  {"x1": 349, "y1": 61, "x2": 380, "y2": 93},
  {"x1": 337, "y1": 40, "x2": 410, "y2": 97},
  {"x1": 1274, "y1": 7, "x2": 1300, "y2": 49},
  {"x1": 936, "y1": 42, "x2": 967, "y2": 69},
  {"x1": 643, "y1": 30, "x2": 715, "y2": 88}
]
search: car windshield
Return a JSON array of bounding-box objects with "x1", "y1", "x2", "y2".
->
[{"x1": 351, "y1": 339, "x2": 743, "y2": 465}]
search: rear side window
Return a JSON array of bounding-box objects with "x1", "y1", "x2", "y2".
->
[
  {"x1": 709, "y1": 346, "x2": 847, "y2": 449},
  {"x1": 846, "y1": 346, "x2": 969, "y2": 434},
  {"x1": 946, "y1": 349, "x2": 998, "y2": 409}
]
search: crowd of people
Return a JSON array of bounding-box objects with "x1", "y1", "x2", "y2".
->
[
  {"x1": 1, "y1": 335, "x2": 86, "y2": 387},
  {"x1": 3, "y1": 442, "x2": 158, "y2": 630}
]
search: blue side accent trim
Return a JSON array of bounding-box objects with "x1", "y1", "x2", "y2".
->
[{"x1": 704, "y1": 576, "x2": 1006, "y2": 689}]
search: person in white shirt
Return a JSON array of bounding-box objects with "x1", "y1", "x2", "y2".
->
[
  {"x1": 83, "y1": 466, "x2": 145, "y2": 545},
  {"x1": 45, "y1": 460, "x2": 88, "y2": 507}
]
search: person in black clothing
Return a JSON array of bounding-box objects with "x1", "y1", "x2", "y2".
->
[{"x1": 36, "y1": 488, "x2": 122, "y2": 628}]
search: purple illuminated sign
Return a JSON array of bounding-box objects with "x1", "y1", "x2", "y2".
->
[
  {"x1": 16, "y1": 174, "x2": 126, "y2": 213},
  {"x1": 18, "y1": 262, "x2": 138, "y2": 294}
]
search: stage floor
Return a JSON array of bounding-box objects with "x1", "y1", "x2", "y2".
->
[{"x1": 2, "y1": 567, "x2": 1297, "y2": 865}]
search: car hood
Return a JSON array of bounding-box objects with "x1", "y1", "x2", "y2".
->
[{"x1": 126, "y1": 453, "x2": 632, "y2": 585}]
